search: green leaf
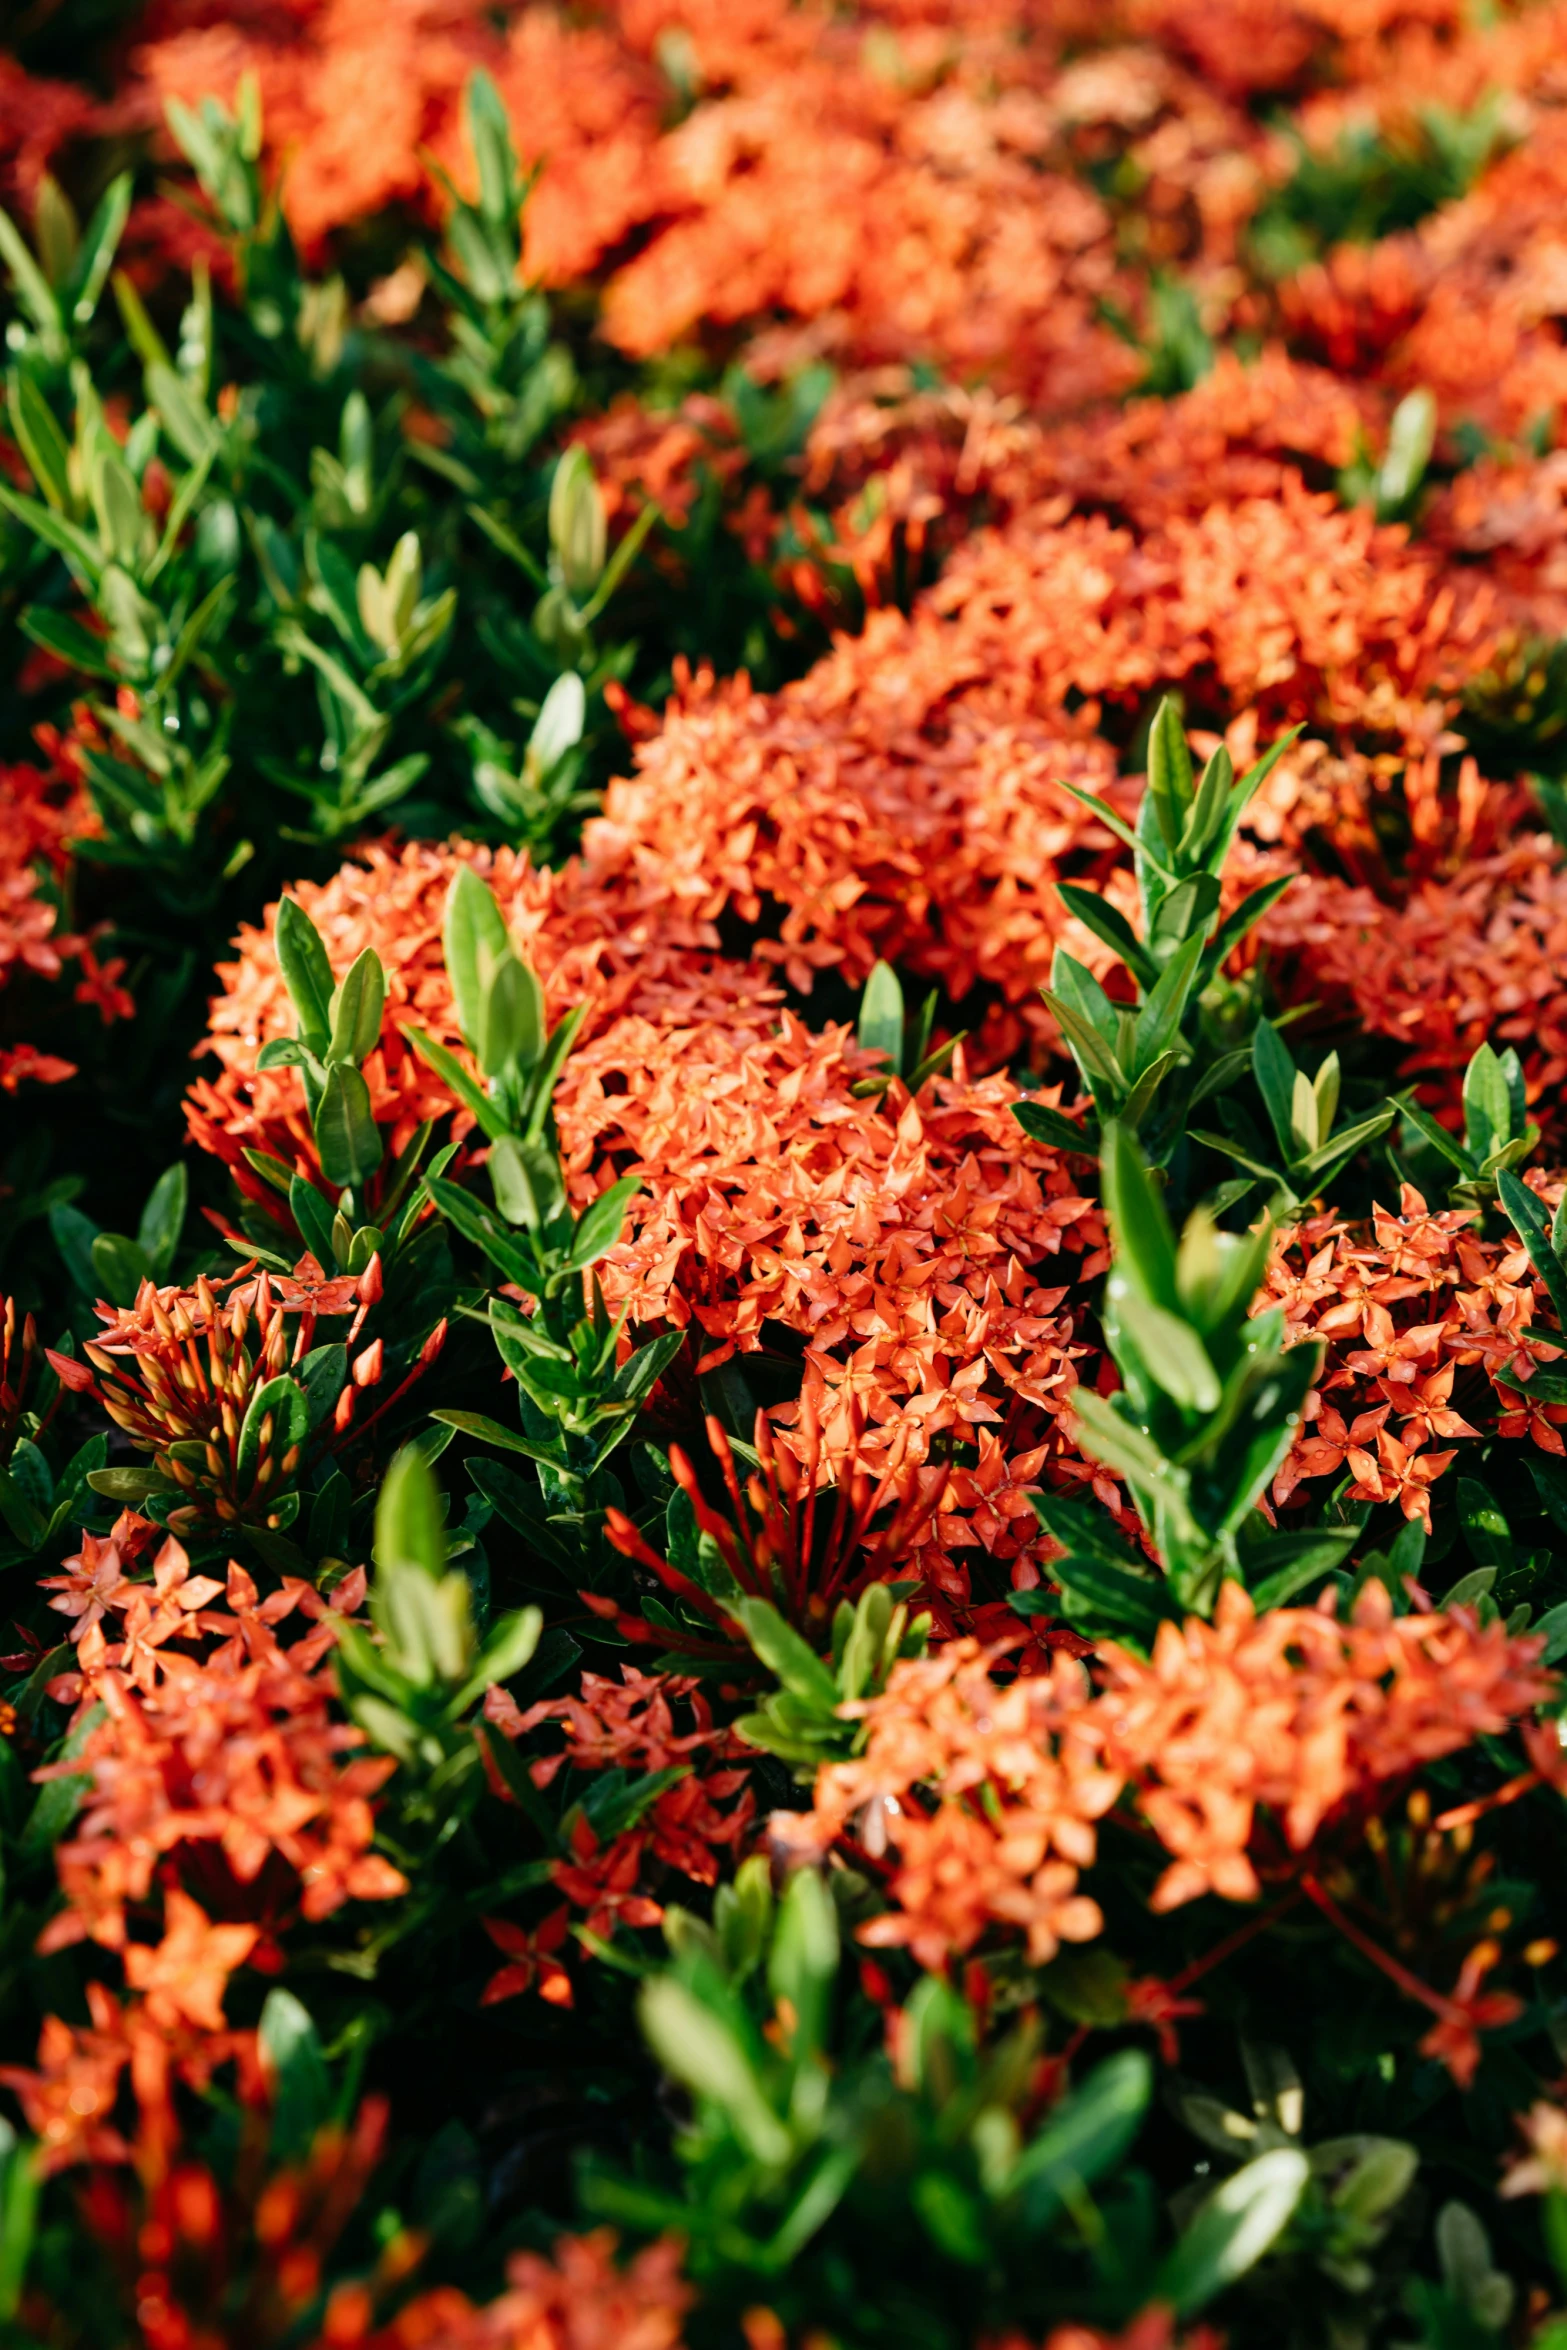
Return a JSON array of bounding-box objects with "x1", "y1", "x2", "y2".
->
[
  {"x1": 1131, "y1": 932, "x2": 1203, "y2": 1074},
  {"x1": 376, "y1": 1443, "x2": 447, "y2": 1579},
  {"x1": 1100, "y1": 1122, "x2": 1178, "y2": 1309},
  {"x1": 733, "y1": 1597, "x2": 841, "y2": 1712},
  {"x1": 1199, "y1": 874, "x2": 1295, "y2": 984},
  {"x1": 477, "y1": 950, "x2": 543, "y2": 1080},
  {"x1": 1116, "y1": 1293, "x2": 1221, "y2": 1412},
  {"x1": 444, "y1": 865, "x2": 513, "y2": 1053},
  {"x1": 858, "y1": 959, "x2": 905, "y2": 1067},
  {"x1": 425, "y1": 1178, "x2": 538, "y2": 1287},
  {"x1": 137, "y1": 1163, "x2": 187, "y2": 1280},
  {"x1": 1012, "y1": 2050, "x2": 1152, "y2": 2227},
  {"x1": 1012, "y1": 1098, "x2": 1096, "y2": 1155},
  {"x1": 63, "y1": 171, "x2": 132, "y2": 328},
  {"x1": 0, "y1": 1470, "x2": 44, "y2": 1551},
  {"x1": 461, "y1": 1605, "x2": 543, "y2": 1708},
  {"x1": 488, "y1": 1133, "x2": 562, "y2": 1231},
  {"x1": 0, "y1": 482, "x2": 102, "y2": 581},
  {"x1": 1292, "y1": 1105, "x2": 1397, "y2": 1188},
  {"x1": 465, "y1": 1458, "x2": 578, "y2": 1573},
  {"x1": 521, "y1": 1005, "x2": 586, "y2": 1145},
  {"x1": 1145, "y1": 696, "x2": 1192, "y2": 858},
  {"x1": 259, "y1": 1988, "x2": 331, "y2": 2162},
  {"x1": 8, "y1": 371, "x2": 71, "y2": 512},
  {"x1": 1533, "y1": 1600, "x2": 1567, "y2": 1664},
  {"x1": 17, "y1": 606, "x2": 117, "y2": 679},
  {"x1": 1463, "y1": 1041, "x2": 1513, "y2": 1164},
  {"x1": 235, "y1": 1375, "x2": 309, "y2": 1499},
  {"x1": 50, "y1": 1202, "x2": 100, "y2": 1293},
  {"x1": 429, "y1": 1410, "x2": 561, "y2": 1468},
  {"x1": 1022, "y1": 1550, "x2": 1176, "y2": 1643},
  {"x1": 1378, "y1": 386, "x2": 1436, "y2": 511},
  {"x1": 275, "y1": 896, "x2": 334, "y2": 1052},
  {"x1": 90, "y1": 1231, "x2": 152, "y2": 1308},
  {"x1": 290, "y1": 1175, "x2": 338, "y2": 1270},
  {"x1": 86, "y1": 1465, "x2": 171, "y2": 1504},
  {"x1": 1147, "y1": 871, "x2": 1220, "y2": 956},
  {"x1": 1051, "y1": 951, "x2": 1121, "y2": 1048},
  {"x1": 1154, "y1": 2148, "x2": 1308, "y2": 2317},
  {"x1": 610, "y1": 1328, "x2": 686, "y2": 1407},
  {"x1": 0, "y1": 2116, "x2": 40, "y2": 2323},
  {"x1": 1069, "y1": 1393, "x2": 1193, "y2": 1520},
  {"x1": 638, "y1": 1977, "x2": 790, "y2": 2165},
  {"x1": 1214, "y1": 725, "x2": 1304, "y2": 864},
  {"x1": 1050, "y1": 776, "x2": 1160, "y2": 872},
  {"x1": 1401, "y1": 1098, "x2": 1475, "y2": 1175},
  {"x1": 327, "y1": 948, "x2": 386, "y2": 1066},
  {"x1": 1248, "y1": 1523, "x2": 1361, "y2": 1608},
  {"x1": 1178, "y1": 743, "x2": 1233, "y2": 866},
  {"x1": 1500, "y1": 1169, "x2": 1567, "y2": 1331},
  {"x1": 0, "y1": 205, "x2": 60, "y2": 340},
  {"x1": 566, "y1": 1176, "x2": 640, "y2": 1273},
  {"x1": 405, "y1": 1025, "x2": 507, "y2": 1143},
  {"x1": 768, "y1": 1867, "x2": 838, "y2": 2059},
  {"x1": 298, "y1": 1345, "x2": 348, "y2": 1434},
  {"x1": 1251, "y1": 1020, "x2": 1297, "y2": 1163},
  {"x1": 1043, "y1": 993, "x2": 1126, "y2": 1093},
  {"x1": 1189, "y1": 1131, "x2": 1282, "y2": 1187},
  {"x1": 147, "y1": 360, "x2": 218, "y2": 467},
  {"x1": 111, "y1": 266, "x2": 172, "y2": 370},
  {"x1": 315, "y1": 1063, "x2": 384, "y2": 1189}
]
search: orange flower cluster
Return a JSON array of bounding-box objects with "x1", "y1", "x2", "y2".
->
[
  {"x1": 108, "y1": 0, "x2": 1249, "y2": 403},
  {"x1": 787, "y1": 1637, "x2": 1121, "y2": 1968},
  {"x1": 1264, "y1": 838, "x2": 1567, "y2": 1104},
  {"x1": 1095, "y1": 1580, "x2": 1554, "y2": 1911},
  {"x1": 341, "y1": 2228, "x2": 692, "y2": 2350},
  {"x1": 0, "y1": 1904, "x2": 261, "y2": 2174},
  {"x1": 188, "y1": 838, "x2": 1106, "y2": 1583},
  {"x1": 35, "y1": 1535, "x2": 406, "y2": 1962},
  {"x1": 1261, "y1": 1183, "x2": 1564, "y2": 1522},
  {"x1": 993, "y1": 2320, "x2": 1221, "y2": 2350},
  {"x1": 187, "y1": 834, "x2": 763, "y2": 1203},
  {"x1": 789, "y1": 1583, "x2": 1552, "y2": 1963}
]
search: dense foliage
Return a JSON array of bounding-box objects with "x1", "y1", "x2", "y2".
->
[{"x1": 13, "y1": 3, "x2": 1567, "y2": 2345}]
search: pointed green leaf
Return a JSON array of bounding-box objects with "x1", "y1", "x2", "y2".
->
[
  {"x1": 566, "y1": 1176, "x2": 640, "y2": 1273},
  {"x1": 1054, "y1": 884, "x2": 1158, "y2": 992},
  {"x1": 1145, "y1": 697, "x2": 1192, "y2": 857},
  {"x1": 858, "y1": 960, "x2": 905, "y2": 1067},
  {"x1": 327, "y1": 948, "x2": 386, "y2": 1066},
  {"x1": 275, "y1": 896, "x2": 334, "y2": 1052},
  {"x1": 1154, "y1": 2149, "x2": 1308, "y2": 2317},
  {"x1": 315, "y1": 1063, "x2": 383, "y2": 1189},
  {"x1": 1100, "y1": 1121, "x2": 1178, "y2": 1309},
  {"x1": 1012, "y1": 1098, "x2": 1096, "y2": 1155}
]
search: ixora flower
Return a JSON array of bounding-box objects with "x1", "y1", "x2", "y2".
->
[
  {"x1": 335, "y1": 2229, "x2": 695, "y2": 2350},
  {"x1": 795, "y1": 1584, "x2": 1553, "y2": 1969},
  {"x1": 45, "y1": 1263, "x2": 440, "y2": 1534},
  {"x1": 34, "y1": 1544, "x2": 406, "y2": 1957},
  {"x1": 1262, "y1": 1183, "x2": 1566, "y2": 1521}
]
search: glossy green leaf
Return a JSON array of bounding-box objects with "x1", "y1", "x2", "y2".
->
[{"x1": 315, "y1": 1062, "x2": 384, "y2": 1189}]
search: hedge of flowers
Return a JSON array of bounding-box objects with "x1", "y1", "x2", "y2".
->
[{"x1": 15, "y1": 2, "x2": 1567, "y2": 2344}]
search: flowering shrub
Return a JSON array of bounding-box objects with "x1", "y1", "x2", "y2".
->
[{"x1": 11, "y1": 3, "x2": 1567, "y2": 2346}]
